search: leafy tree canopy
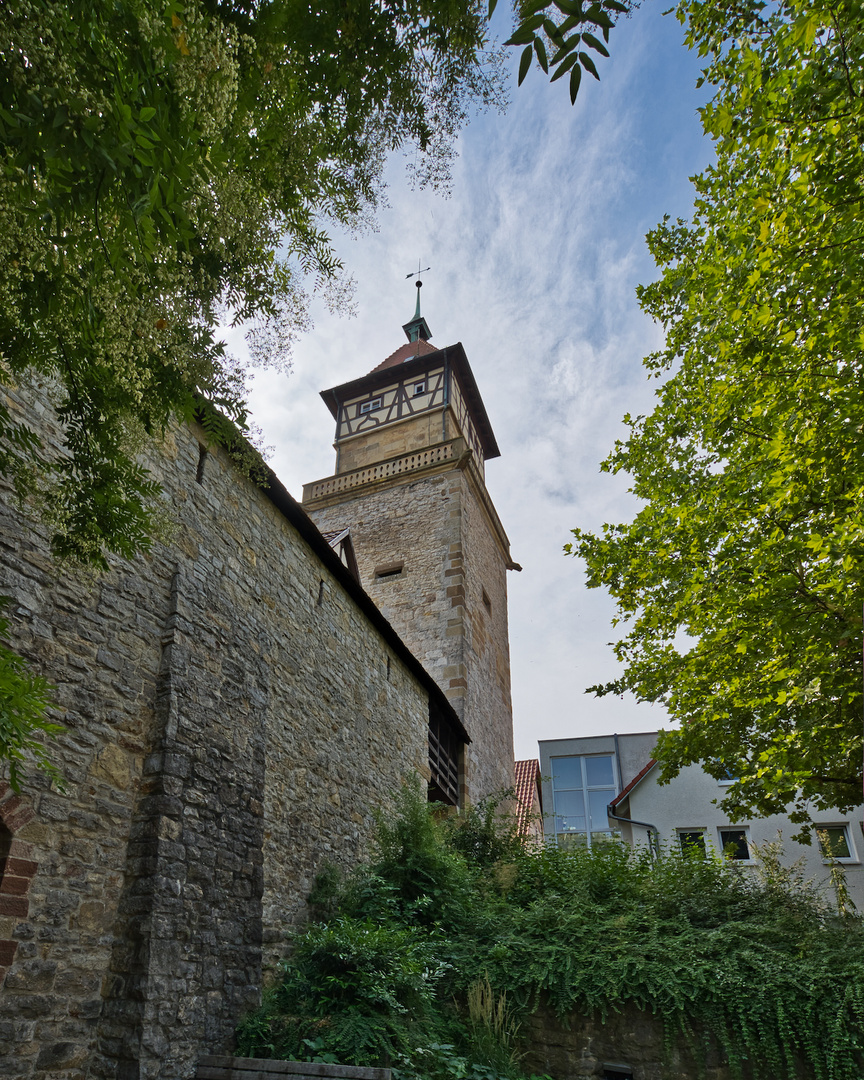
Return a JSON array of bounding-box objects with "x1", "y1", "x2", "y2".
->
[
  {"x1": 1, "y1": 0, "x2": 510, "y2": 567},
  {"x1": 569, "y1": 0, "x2": 864, "y2": 826}
]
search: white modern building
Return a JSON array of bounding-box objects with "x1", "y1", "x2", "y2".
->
[{"x1": 539, "y1": 733, "x2": 864, "y2": 910}]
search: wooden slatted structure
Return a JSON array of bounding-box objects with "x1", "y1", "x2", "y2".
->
[
  {"x1": 196, "y1": 1056, "x2": 391, "y2": 1080},
  {"x1": 428, "y1": 701, "x2": 463, "y2": 806}
]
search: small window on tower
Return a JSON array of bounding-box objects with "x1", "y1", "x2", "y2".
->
[
  {"x1": 375, "y1": 561, "x2": 404, "y2": 580},
  {"x1": 414, "y1": 382, "x2": 426, "y2": 396},
  {"x1": 482, "y1": 588, "x2": 492, "y2": 613},
  {"x1": 360, "y1": 397, "x2": 382, "y2": 414}
]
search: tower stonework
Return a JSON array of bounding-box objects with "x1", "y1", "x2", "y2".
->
[{"x1": 302, "y1": 301, "x2": 518, "y2": 802}]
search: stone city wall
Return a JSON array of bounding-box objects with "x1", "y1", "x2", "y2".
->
[
  {"x1": 0, "y1": 384, "x2": 432, "y2": 1080},
  {"x1": 521, "y1": 1001, "x2": 752, "y2": 1080}
]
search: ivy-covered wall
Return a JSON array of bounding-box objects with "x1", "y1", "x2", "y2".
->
[{"x1": 522, "y1": 1002, "x2": 748, "y2": 1080}]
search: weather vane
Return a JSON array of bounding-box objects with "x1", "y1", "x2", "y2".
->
[{"x1": 405, "y1": 259, "x2": 431, "y2": 280}]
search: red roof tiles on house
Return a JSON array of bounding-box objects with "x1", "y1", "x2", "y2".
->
[
  {"x1": 610, "y1": 758, "x2": 657, "y2": 808},
  {"x1": 370, "y1": 339, "x2": 439, "y2": 373},
  {"x1": 514, "y1": 758, "x2": 542, "y2": 837}
]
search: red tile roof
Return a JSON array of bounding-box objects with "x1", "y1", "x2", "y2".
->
[
  {"x1": 514, "y1": 759, "x2": 542, "y2": 836},
  {"x1": 610, "y1": 758, "x2": 657, "y2": 807},
  {"x1": 320, "y1": 529, "x2": 348, "y2": 545},
  {"x1": 370, "y1": 339, "x2": 439, "y2": 373}
]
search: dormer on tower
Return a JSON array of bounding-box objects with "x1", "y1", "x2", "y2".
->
[{"x1": 302, "y1": 290, "x2": 518, "y2": 804}]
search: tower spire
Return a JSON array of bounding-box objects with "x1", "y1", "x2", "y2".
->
[{"x1": 402, "y1": 279, "x2": 432, "y2": 344}]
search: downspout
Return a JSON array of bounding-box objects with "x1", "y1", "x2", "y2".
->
[
  {"x1": 607, "y1": 803, "x2": 660, "y2": 859},
  {"x1": 610, "y1": 733, "x2": 660, "y2": 857},
  {"x1": 613, "y1": 732, "x2": 623, "y2": 795}
]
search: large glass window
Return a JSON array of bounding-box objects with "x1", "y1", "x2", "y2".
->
[{"x1": 550, "y1": 754, "x2": 619, "y2": 847}]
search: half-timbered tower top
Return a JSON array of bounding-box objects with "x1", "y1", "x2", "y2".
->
[{"x1": 316, "y1": 292, "x2": 500, "y2": 482}]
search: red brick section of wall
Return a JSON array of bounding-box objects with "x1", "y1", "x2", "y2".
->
[{"x1": 0, "y1": 782, "x2": 37, "y2": 987}]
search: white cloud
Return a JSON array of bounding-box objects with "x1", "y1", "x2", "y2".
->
[{"x1": 245, "y1": 5, "x2": 714, "y2": 762}]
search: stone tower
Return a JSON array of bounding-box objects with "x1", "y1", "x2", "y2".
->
[{"x1": 302, "y1": 285, "x2": 519, "y2": 804}]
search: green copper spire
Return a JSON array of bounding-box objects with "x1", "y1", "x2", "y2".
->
[{"x1": 402, "y1": 280, "x2": 432, "y2": 344}]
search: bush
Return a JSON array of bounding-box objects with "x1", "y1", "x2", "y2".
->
[{"x1": 239, "y1": 784, "x2": 864, "y2": 1080}]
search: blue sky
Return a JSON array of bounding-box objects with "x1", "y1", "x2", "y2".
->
[{"x1": 245, "y1": 5, "x2": 715, "y2": 762}]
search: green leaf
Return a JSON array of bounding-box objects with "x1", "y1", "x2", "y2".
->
[
  {"x1": 543, "y1": 17, "x2": 563, "y2": 44},
  {"x1": 518, "y1": 43, "x2": 534, "y2": 86},
  {"x1": 569, "y1": 60, "x2": 582, "y2": 103},
  {"x1": 581, "y1": 32, "x2": 610, "y2": 57},
  {"x1": 550, "y1": 33, "x2": 581, "y2": 65},
  {"x1": 585, "y1": 4, "x2": 615, "y2": 28},
  {"x1": 521, "y1": 0, "x2": 552, "y2": 15},
  {"x1": 550, "y1": 50, "x2": 581, "y2": 81},
  {"x1": 579, "y1": 51, "x2": 600, "y2": 79},
  {"x1": 534, "y1": 36, "x2": 549, "y2": 73},
  {"x1": 505, "y1": 27, "x2": 536, "y2": 46}
]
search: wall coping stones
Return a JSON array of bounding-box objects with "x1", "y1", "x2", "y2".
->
[{"x1": 196, "y1": 1056, "x2": 391, "y2": 1080}]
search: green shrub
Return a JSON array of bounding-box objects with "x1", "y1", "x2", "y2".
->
[
  {"x1": 237, "y1": 917, "x2": 443, "y2": 1065},
  {"x1": 239, "y1": 784, "x2": 864, "y2": 1080}
]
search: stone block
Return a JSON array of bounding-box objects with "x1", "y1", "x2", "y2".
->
[
  {"x1": 35, "y1": 1041, "x2": 89, "y2": 1070},
  {"x1": 0, "y1": 897, "x2": 28, "y2": 919}
]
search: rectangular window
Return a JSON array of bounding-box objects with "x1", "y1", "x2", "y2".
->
[
  {"x1": 359, "y1": 397, "x2": 382, "y2": 414},
  {"x1": 375, "y1": 561, "x2": 404, "y2": 580},
  {"x1": 678, "y1": 830, "x2": 707, "y2": 857},
  {"x1": 550, "y1": 754, "x2": 618, "y2": 848},
  {"x1": 817, "y1": 825, "x2": 854, "y2": 862},
  {"x1": 413, "y1": 382, "x2": 426, "y2": 396},
  {"x1": 719, "y1": 828, "x2": 751, "y2": 861}
]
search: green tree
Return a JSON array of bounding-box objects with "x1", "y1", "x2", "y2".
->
[
  {"x1": 1, "y1": 0, "x2": 511, "y2": 566},
  {"x1": 569, "y1": 0, "x2": 864, "y2": 827}
]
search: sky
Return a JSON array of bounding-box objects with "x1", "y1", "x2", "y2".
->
[{"x1": 243, "y1": 5, "x2": 716, "y2": 763}]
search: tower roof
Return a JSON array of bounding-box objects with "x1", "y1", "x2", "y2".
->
[
  {"x1": 371, "y1": 338, "x2": 439, "y2": 373},
  {"x1": 319, "y1": 342, "x2": 501, "y2": 460}
]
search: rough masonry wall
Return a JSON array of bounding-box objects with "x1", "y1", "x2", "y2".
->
[
  {"x1": 458, "y1": 468, "x2": 515, "y2": 797},
  {"x1": 0, "y1": 385, "x2": 430, "y2": 1080},
  {"x1": 308, "y1": 467, "x2": 462, "y2": 704},
  {"x1": 307, "y1": 458, "x2": 515, "y2": 800},
  {"x1": 522, "y1": 1002, "x2": 757, "y2": 1080}
]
